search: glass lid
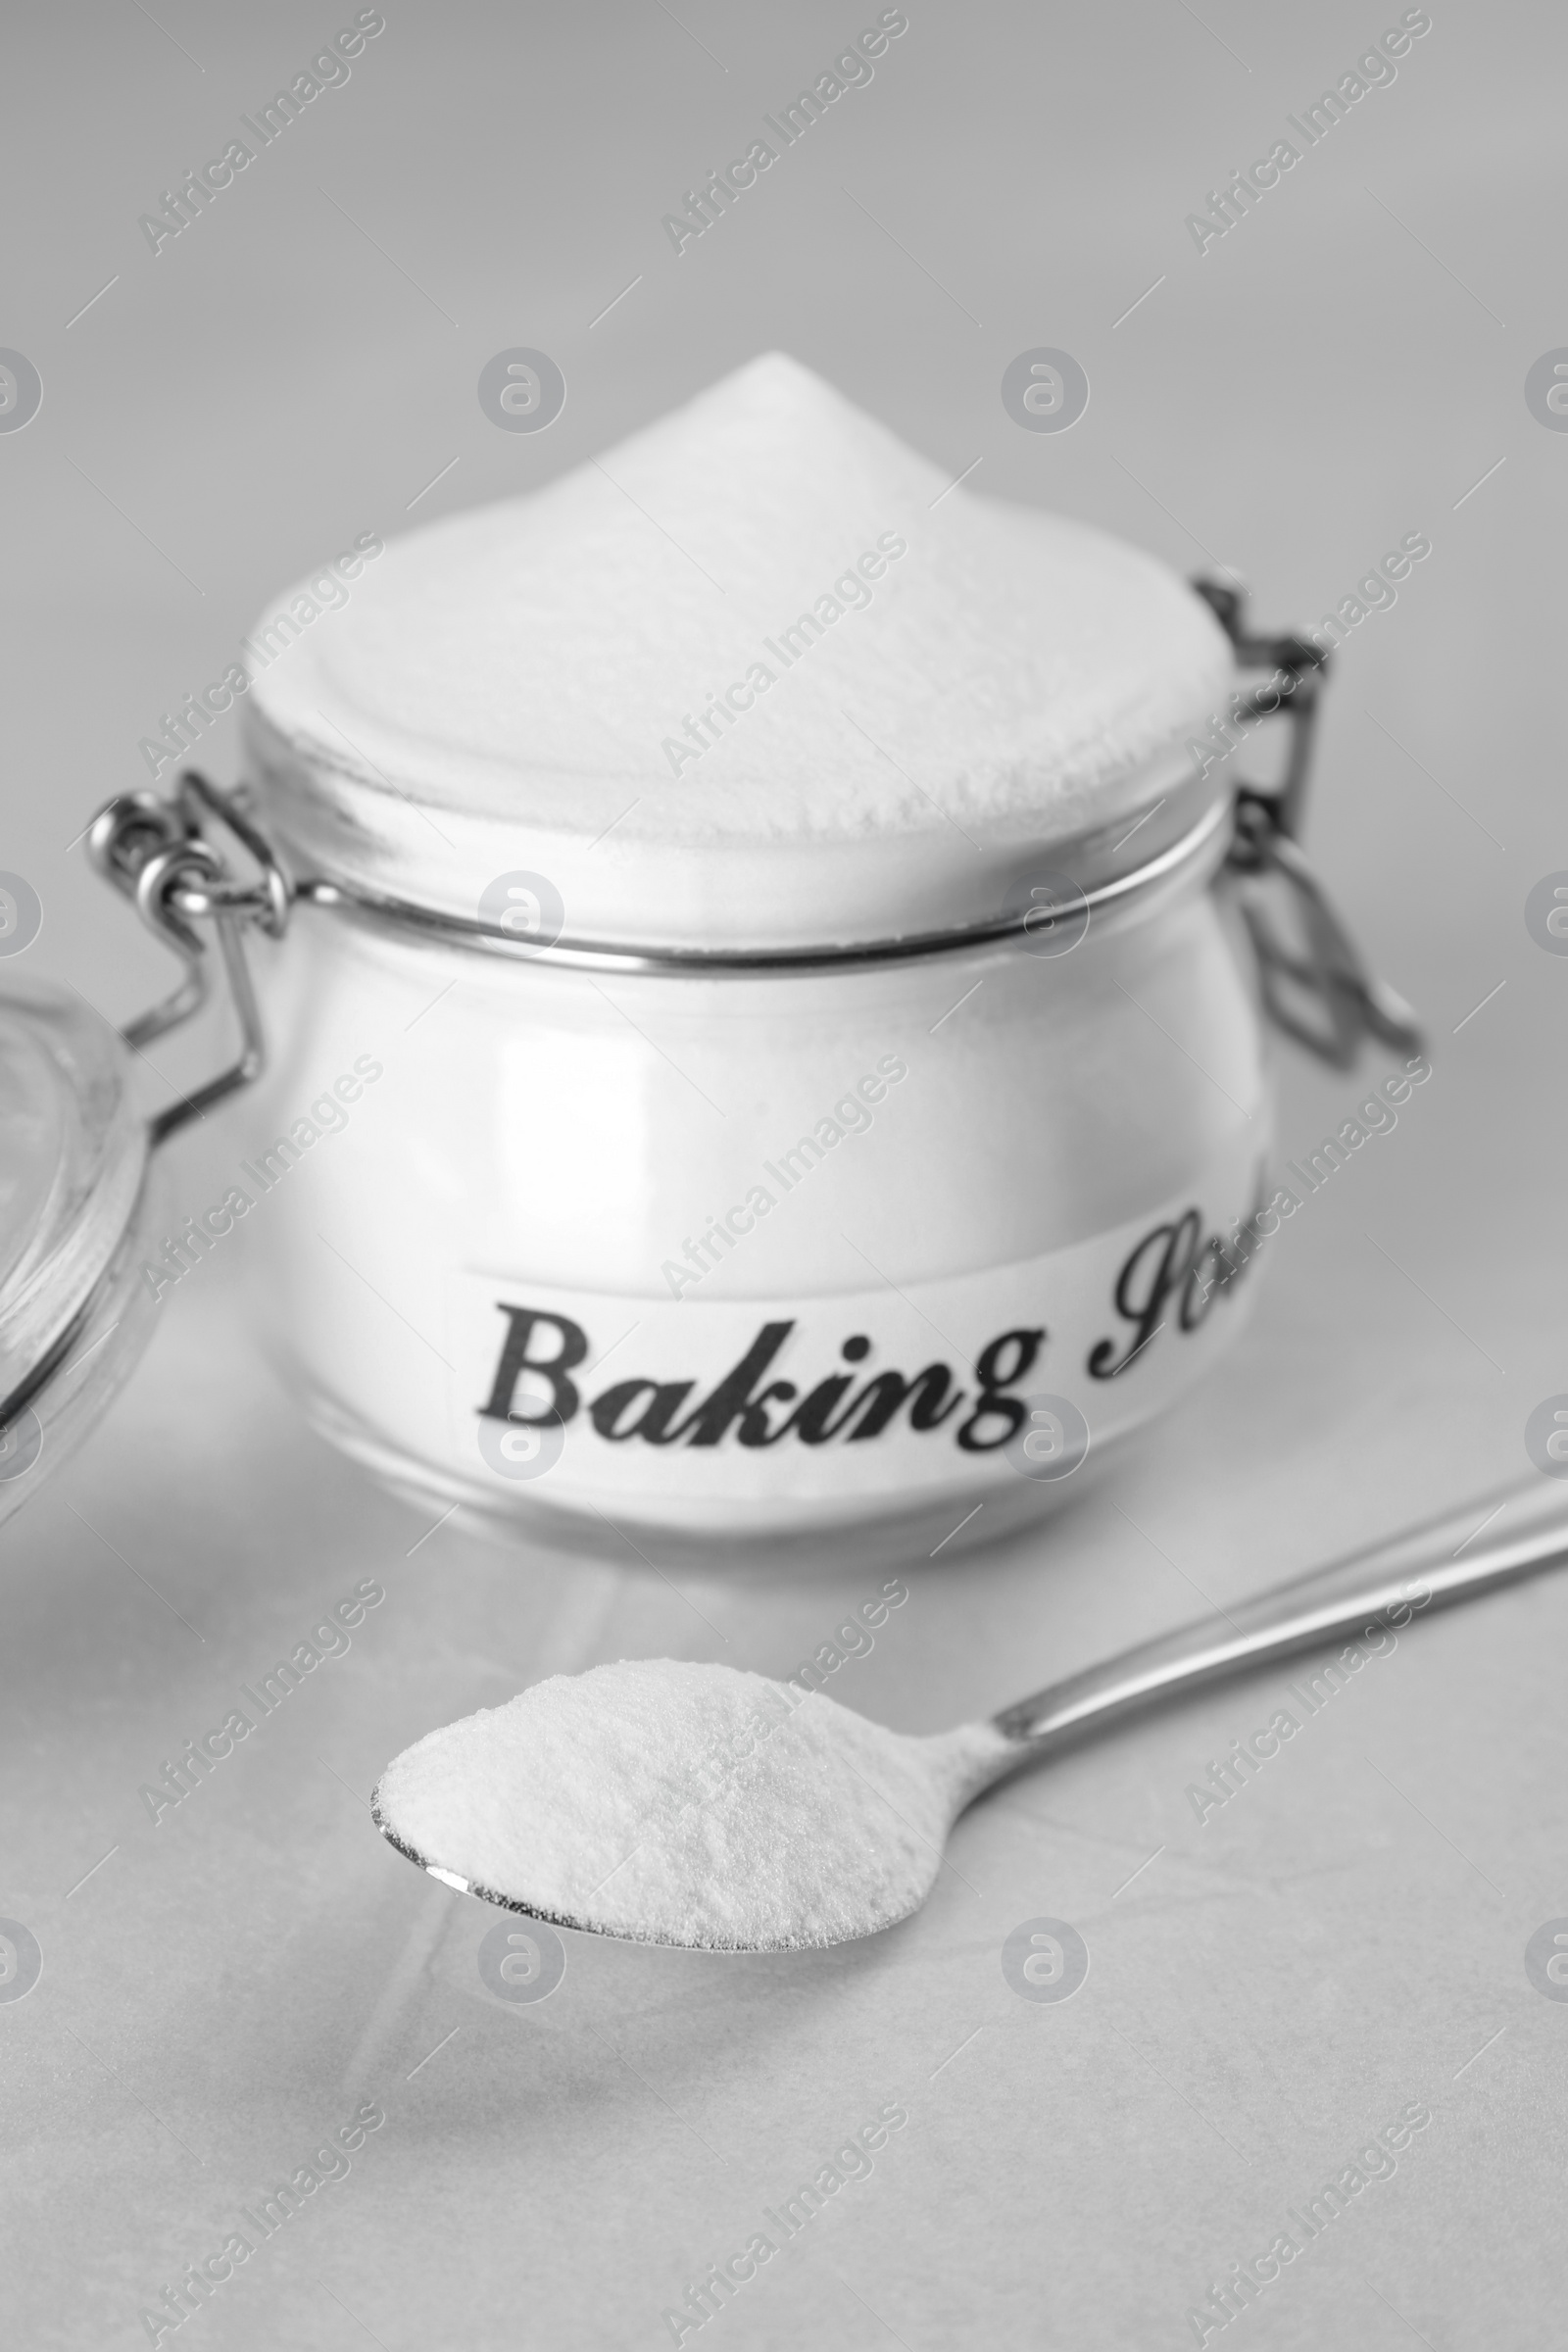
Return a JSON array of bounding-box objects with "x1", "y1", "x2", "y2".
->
[{"x1": 0, "y1": 980, "x2": 156, "y2": 1516}]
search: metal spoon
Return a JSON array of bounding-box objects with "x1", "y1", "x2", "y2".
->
[{"x1": 370, "y1": 1477, "x2": 1567, "y2": 1952}]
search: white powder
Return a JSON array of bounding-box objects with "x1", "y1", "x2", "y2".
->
[
  {"x1": 246, "y1": 352, "x2": 1232, "y2": 947},
  {"x1": 374, "y1": 1658, "x2": 1012, "y2": 1951}
]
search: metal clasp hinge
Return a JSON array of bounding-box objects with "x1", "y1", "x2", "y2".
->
[
  {"x1": 1229, "y1": 797, "x2": 1422, "y2": 1069},
  {"x1": 1194, "y1": 578, "x2": 1423, "y2": 1073},
  {"x1": 88, "y1": 771, "x2": 291, "y2": 1146}
]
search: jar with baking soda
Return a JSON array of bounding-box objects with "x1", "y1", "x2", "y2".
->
[{"x1": 6, "y1": 356, "x2": 1419, "y2": 1565}]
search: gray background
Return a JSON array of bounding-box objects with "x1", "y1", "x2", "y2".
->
[{"x1": 4, "y1": 1, "x2": 1567, "y2": 2346}]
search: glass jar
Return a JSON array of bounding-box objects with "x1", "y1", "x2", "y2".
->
[
  {"x1": 5, "y1": 378, "x2": 1419, "y2": 1562},
  {"x1": 243, "y1": 798, "x2": 1264, "y2": 1566},
  {"x1": 58, "y1": 583, "x2": 1415, "y2": 1571}
]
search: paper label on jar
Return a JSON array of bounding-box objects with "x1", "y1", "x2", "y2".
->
[{"x1": 447, "y1": 1150, "x2": 1272, "y2": 1505}]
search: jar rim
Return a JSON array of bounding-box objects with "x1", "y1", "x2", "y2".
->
[{"x1": 288, "y1": 783, "x2": 1233, "y2": 974}]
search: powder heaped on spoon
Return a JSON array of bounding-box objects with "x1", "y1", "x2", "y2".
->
[{"x1": 373, "y1": 1659, "x2": 1012, "y2": 1952}]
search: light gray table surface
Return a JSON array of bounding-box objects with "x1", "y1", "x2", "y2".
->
[
  {"x1": 5, "y1": 1007, "x2": 1566, "y2": 2351},
  {"x1": 4, "y1": 1, "x2": 1565, "y2": 2344}
]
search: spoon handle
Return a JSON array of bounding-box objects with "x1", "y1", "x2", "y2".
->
[{"x1": 989, "y1": 1478, "x2": 1567, "y2": 1761}]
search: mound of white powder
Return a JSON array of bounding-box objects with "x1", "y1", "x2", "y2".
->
[
  {"x1": 246, "y1": 352, "x2": 1232, "y2": 948},
  {"x1": 374, "y1": 1658, "x2": 1011, "y2": 1951}
]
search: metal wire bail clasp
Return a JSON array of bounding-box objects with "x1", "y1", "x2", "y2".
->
[
  {"x1": 1195, "y1": 579, "x2": 1423, "y2": 1072},
  {"x1": 88, "y1": 771, "x2": 291, "y2": 1146}
]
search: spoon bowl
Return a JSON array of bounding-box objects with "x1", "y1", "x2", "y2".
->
[{"x1": 371, "y1": 1664, "x2": 1013, "y2": 1951}]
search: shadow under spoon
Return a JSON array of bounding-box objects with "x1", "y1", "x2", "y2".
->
[{"x1": 370, "y1": 1477, "x2": 1567, "y2": 1953}]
